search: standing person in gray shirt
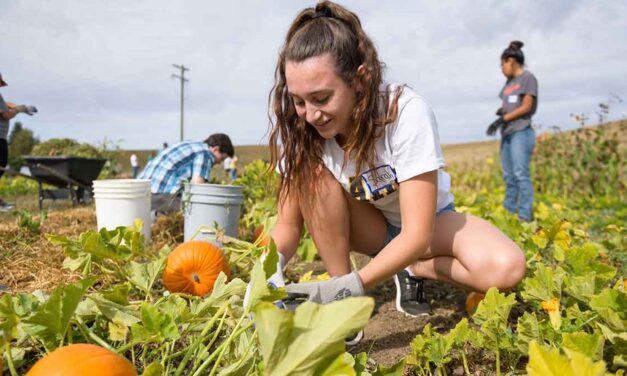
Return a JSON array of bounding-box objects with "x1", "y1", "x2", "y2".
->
[
  {"x1": 486, "y1": 41, "x2": 538, "y2": 222},
  {"x1": 0, "y1": 72, "x2": 38, "y2": 212}
]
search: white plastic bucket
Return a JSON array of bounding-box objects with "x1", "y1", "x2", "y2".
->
[
  {"x1": 92, "y1": 179, "x2": 152, "y2": 242},
  {"x1": 183, "y1": 183, "x2": 244, "y2": 242}
]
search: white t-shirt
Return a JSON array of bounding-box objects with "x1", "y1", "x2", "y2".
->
[
  {"x1": 130, "y1": 154, "x2": 138, "y2": 167},
  {"x1": 321, "y1": 84, "x2": 454, "y2": 227},
  {"x1": 223, "y1": 157, "x2": 233, "y2": 170}
]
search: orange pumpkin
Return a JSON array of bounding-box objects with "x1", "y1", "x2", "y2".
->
[
  {"x1": 253, "y1": 224, "x2": 271, "y2": 247},
  {"x1": 162, "y1": 241, "x2": 231, "y2": 296},
  {"x1": 26, "y1": 343, "x2": 136, "y2": 376},
  {"x1": 465, "y1": 292, "x2": 485, "y2": 315}
]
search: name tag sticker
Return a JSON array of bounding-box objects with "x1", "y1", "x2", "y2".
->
[
  {"x1": 363, "y1": 165, "x2": 396, "y2": 194},
  {"x1": 349, "y1": 164, "x2": 399, "y2": 202},
  {"x1": 508, "y1": 95, "x2": 518, "y2": 104}
]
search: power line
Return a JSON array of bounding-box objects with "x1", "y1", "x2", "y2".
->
[{"x1": 171, "y1": 64, "x2": 189, "y2": 142}]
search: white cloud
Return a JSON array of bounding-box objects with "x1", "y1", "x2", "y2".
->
[{"x1": 0, "y1": 0, "x2": 625, "y2": 148}]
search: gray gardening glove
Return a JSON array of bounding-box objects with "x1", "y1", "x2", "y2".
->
[
  {"x1": 13, "y1": 104, "x2": 37, "y2": 115},
  {"x1": 13, "y1": 104, "x2": 27, "y2": 113},
  {"x1": 285, "y1": 271, "x2": 365, "y2": 305}
]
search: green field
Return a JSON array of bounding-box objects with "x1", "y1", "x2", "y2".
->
[
  {"x1": 0, "y1": 121, "x2": 624, "y2": 375},
  {"x1": 117, "y1": 140, "x2": 499, "y2": 181}
]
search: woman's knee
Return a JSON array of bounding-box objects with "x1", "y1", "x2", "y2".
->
[
  {"x1": 484, "y1": 246, "x2": 526, "y2": 291},
  {"x1": 311, "y1": 165, "x2": 343, "y2": 195},
  {"x1": 302, "y1": 167, "x2": 344, "y2": 209}
]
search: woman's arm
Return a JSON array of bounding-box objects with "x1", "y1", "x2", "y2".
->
[
  {"x1": 358, "y1": 170, "x2": 438, "y2": 288},
  {"x1": 271, "y1": 188, "x2": 304, "y2": 261},
  {"x1": 503, "y1": 94, "x2": 534, "y2": 122}
]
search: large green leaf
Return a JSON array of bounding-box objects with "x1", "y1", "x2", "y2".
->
[
  {"x1": 521, "y1": 265, "x2": 564, "y2": 303},
  {"x1": 526, "y1": 341, "x2": 606, "y2": 376},
  {"x1": 561, "y1": 332, "x2": 604, "y2": 361},
  {"x1": 254, "y1": 297, "x2": 374, "y2": 376},
  {"x1": 125, "y1": 257, "x2": 167, "y2": 294},
  {"x1": 351, "y1": 352, "x2": 405, "y2": 376},
  {"x1": 131, "y1": 302, "x2": 180, "y2": 343},
  {"x1": 88, "y1": 295, "x2": 141, "y2": 327},
  {"x1": 24, "y1": 278, "x2": 95, "y2": 349},
  {"x1": 317, "y1": 352, "x2": 355, "y2": 376},
  {"x1": 564, "y1": 243, "x2": 616, "y2": 285},
  {"x1": 62, "y1": 252, "x2": 93, "y2": 275},
  {"x1": 205, "y1": 273, "x2": 246, "y2": 308},
  {"x1": 423, "y1": 324, "x2": 453, "y2": 368},
  {"x1": 244, "y1": 256, "x2": 286, "y2": 311},
  {"x1": 101, "y1": 282, "x2": 132, "y2": 306},
  {"x1": 0, "y1": 294, "x2": 19, "y2": 346},
  {"x1": 372, "y1": 359, "x2": 405, "y2": 376},
  {"x1": 472, "y1": 288, "x2": 516, "y2": 352},
  {"x1": 446, "y1": 318, "x2": 472, "y2": 346},
  {"x1": 142, "y1": 362, "x2": 165, "y2": 376},
  {"x1": 263, "y1": 245, "x2": 280, "y2": 278},
  {"x1": 563, "y1": 273, "x2": 596, "y2": 304},
  {"x1": 189, "y1": 274, "x2": 246, "y2": 318},
  {"x1": 158, "y1": 294, "x2": 190, "y2": 325},
  {"x1": 589, "y1": 288, "x2": 626, "y2": 331},
  {"x1": 82, "y1": 230, "x2": 132, "y2": 261},
  {"x1": 11, "y1": 293, "x2": 40, "y2": 317},
  {"x1": 254, "y1": 302, "x2": 293, "y2": 371},
  {"x1": 352, "y1": 352, "x2": 370, "y2": 375},
  {"x1": 473, "y1": 287, "x2": 516, "y2": 324},
  {"x1": 516, "y1": 312, "x2": 541, "y2": 354}
]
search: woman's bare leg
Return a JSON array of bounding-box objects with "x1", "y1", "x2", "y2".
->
[
  {"x1": 294, "y1": 167, "x2": 525, "y2": 291},
  {"x1": 409, "y1": 212, "x2": 526, "y2": 292}
]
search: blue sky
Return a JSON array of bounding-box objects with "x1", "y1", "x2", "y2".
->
[{"x1": 1, "y1": 0, "x2": 626, "y2": 149}]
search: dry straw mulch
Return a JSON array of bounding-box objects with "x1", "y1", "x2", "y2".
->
[
  {"x1": 1, "y1": 207, "x2": 184, "y2": 293},
  {"x1": 0, "y1": 207, "x2": 95, "y2": 293}
]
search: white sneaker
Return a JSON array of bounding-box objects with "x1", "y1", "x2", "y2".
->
[{"x1": 345, "y1": 329, "x2": 364, "y2": 346}]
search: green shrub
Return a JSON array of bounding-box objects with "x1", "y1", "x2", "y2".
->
[{"x1": 534, "y1": 121, "x2": 625, "y2": 200}]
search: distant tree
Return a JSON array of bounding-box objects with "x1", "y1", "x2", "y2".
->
[{"x1": 8, "y1": 122, "x2": 39, "y2": 170}]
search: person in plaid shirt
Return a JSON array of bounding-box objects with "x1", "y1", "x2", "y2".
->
[{"x1": 138, "y1": 133, "x2": 234, "y2": 214}]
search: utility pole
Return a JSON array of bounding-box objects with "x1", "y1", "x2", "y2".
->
[{"x1": 171, "y1": 64, "x2": 189, "y2": 142}]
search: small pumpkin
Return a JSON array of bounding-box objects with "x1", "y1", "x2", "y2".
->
[
  {"x1": 465, "y1": 292, "x2": 485, "y2": 315},
  {"x1": 253, "y1": 224, "x2": 271, "y2": 247},
  {"x1": 162, "y1": 241, "x2": 231, "y2": 296},
  {"x1": 26, "y1": 343, "x2": 136, "y2": 376}
]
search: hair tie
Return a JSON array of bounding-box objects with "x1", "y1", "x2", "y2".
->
[{"x1": 312, "y1": 7, "x2": 333, "y2": 20}]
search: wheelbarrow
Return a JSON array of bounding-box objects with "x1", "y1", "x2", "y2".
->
[{"x1": 0, "y1": 156, "x2": 106, "y2": 210}]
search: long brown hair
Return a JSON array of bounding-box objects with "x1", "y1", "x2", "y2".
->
[{"x1": 268, "y1": 1, "x2": 402, "y2": 202}]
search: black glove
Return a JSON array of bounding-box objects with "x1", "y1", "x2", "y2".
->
[
  {"x1": 495, "y1": 108, "x2": 505, "y2": 117},
  {"x1": 486, "y1": 117, "x2": 506, "y2": 136},
  {"x1": 24, "y1": 105, "x2": 38, "y2": 115}
]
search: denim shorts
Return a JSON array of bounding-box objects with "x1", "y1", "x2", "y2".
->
[{"x1": 383, "y1": 202, "x2": 456, "y2": 248}]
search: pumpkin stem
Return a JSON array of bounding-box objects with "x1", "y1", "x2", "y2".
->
[{"x1": 192, "y1": 273, "x2": 201, "y2": 283}]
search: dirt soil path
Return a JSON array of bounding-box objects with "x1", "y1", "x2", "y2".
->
[{"x1": 287, "y1": 255, "x2": 471, "y2": 368}]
